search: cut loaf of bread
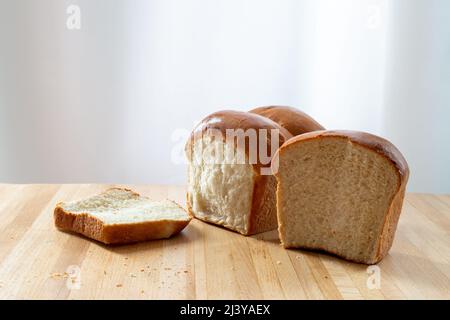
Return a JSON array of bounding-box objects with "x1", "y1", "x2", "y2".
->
[
  {"x1": 274, "y1": 130, "x2": 409, "y2": 264},
  {"x1": 54, "y1": 188, "x2": 191, "y2": 244},
  {"x1": 250, "y1": 106, "x2": 325, "y2": 136},
  {"x1": 185, "y1": 110, "x2": 292, "y2": 235}
]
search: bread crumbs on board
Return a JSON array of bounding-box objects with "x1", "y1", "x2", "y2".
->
[{"x1": 50, "y1": 272, "x2": 69, "y2": 279}]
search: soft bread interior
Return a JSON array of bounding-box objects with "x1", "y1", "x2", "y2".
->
[
  {"x1": 188, "y1": 135, "x2": 254, "y2": 234},
  {"x1": 277, "y1": 136, "x2": 399, "y2": 263},
  {"x1": 60, "y1": 188, "x2": 189, "y2": 225}
]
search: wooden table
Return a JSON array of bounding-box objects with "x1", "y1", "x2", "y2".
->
[{"x1": 0, "y1": 184, "x2": 449, "y2": 300}]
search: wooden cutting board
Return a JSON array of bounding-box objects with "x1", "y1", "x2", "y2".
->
[{"x1": 0, "y1": 184, "x2": 449, "y2": 299}]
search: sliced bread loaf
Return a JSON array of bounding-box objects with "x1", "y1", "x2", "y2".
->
[
  {"x1": 273, "y1": 130, "x2": 409, "y2": 264},
  {"x1": 185, "y1": 110, "x2": 292, "y2": 235},
  {"x1": 249, "y1": 105, "x2": 325, "y2": 136},
  {"x1": 54, "y1": 188, "x2": 191, "y2": 244}
]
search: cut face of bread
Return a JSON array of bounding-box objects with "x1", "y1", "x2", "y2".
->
[
  {"x1": 275, "y1": 131, "x2": 409, "y2": 264},
  {"x1": 188, "y1": 134, "x2": 255, "y2": 234},
  {"x1": 54, "y1": 188, "x2": 191, "y2": 244}
]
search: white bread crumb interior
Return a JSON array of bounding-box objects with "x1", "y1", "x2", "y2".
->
[{"x1": 60, "y1": 188, "x2": 189, "y2": 225}]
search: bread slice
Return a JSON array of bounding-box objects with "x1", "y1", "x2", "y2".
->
[
  {"x1": 249, "y1": 105, "x2": 325, "y2": 136},
  {"x1": 185, "y1": 110, "x2": 292, "y2": 235},
  {"x1": 54, "y1": 188, "x2": 191, "y2": 244},
  {"x1": 274, "y1": 130, "x2": 409, "y2": 264}
]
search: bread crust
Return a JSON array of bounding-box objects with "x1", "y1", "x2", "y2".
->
[
  {"x1": 274, "y1": 130, "x2": 409, "y2": 264},
  {"x1": 249, "y1": 106, "x2": 325, "y2": 136},
  {"x1": 185, "y1": 110, "x2": 292, "y2": 235},
  {"x1": 54, "y1": 189, "x2": 191, "y2": 245}
]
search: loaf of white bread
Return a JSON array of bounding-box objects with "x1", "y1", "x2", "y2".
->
[
  {"x1": 185, "y1": 109, "x2": 324, "y2": 235},
  {"x1": 273, "y1": 130, "x2": 409, "y2": 264},
  {"x1": 54, "y1": 188, "x2": 191, "y2": 244},
  {"x1": 186, "y1": 107, "x2": 408, "y2": 264}
]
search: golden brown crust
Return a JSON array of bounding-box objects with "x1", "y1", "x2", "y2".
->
[
  {"x1": 249, "y1": 106, "x2": 325, "y2": 136},
  {"x1": 101, "y1": 219, "x2": 190, "y2": 244},
  {"x1": 54, "y1": 205, "x2": 106, "y2": 242},
  {"x1": 247, "y1": 175, "x2": 278, "y2": 235},
  {"x1": 185, "y1": 110, "x2": 292, "y2": 235},
  {"x1": 54, "y1": 194, "x2": 191, "y2": 245},
  {"x1": 374, "y1": 179, "x2": 407, "y2": 263},
  {"x1": 274, "y1": 130, "x2": 409, "y2": 264}
]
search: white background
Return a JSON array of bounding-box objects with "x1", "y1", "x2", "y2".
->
[{"x1": 0, "y1": 0, "x2": 449, "y2": 193}]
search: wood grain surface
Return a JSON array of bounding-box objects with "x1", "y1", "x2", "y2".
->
[{"x1": 0, "y1": 184, "x2": 449, "y2": 299}]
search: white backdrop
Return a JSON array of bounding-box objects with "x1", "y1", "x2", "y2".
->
[{"x1": 0, "y1": 0, "x2": 449, "y2": 193}]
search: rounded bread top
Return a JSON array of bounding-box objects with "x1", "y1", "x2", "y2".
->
[{"x1": 249, "y1": 105, "x2": 325, "y2": 136}]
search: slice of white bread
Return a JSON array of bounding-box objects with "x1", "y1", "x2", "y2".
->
[
  {"x1": 54, "y1": 188, "x2": 191, "y2": 244},
  {"x1": 249, "y1": 105, "x2": 325, "y2": 136},
  {"x1": 185, "y1": 110, "x2": 292, "y2": 235},
  {"x1": 273, "y1": 130, "x2": 409, "y2": 264}
]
